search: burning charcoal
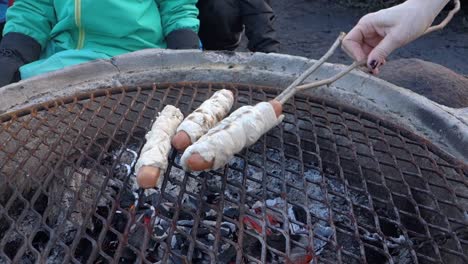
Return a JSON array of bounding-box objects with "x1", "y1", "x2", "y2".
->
[
  {"x1": 220, "y1": 226, "x2": 231, "y2": 237},
  {"x1": 304, "y1": 168, "x2": 322, "y2": 183},
  {"x1": 177, "y1": 220, "x2": 195, "y2": 227},
  {"x1": 243, "y1": 215, "x2": 270, "y2": 235},
  {"x1": 221, "y1": 222, "x2": 237, "y2": 235},
  {"x1": 361, "y1": 229, "x2": 383, "y2": 243},
  {"x1": 266, "y1": 148, "x2": 282, "y2": 161},
  {"x1": 119, "y1": 247, "x2": 137, "y2": 263},
  {"x1": 289, "y1": 252, "x2": 314, "y2": 264},
  {"x1": 118, "y1": 148, "x2": 138, "y2": 165},
  {"x1": 182, "y1": 195, "x2": 198, "y2": 211},
  {"x1": 315, "y1": 225, "x2": 333, "y2": 238},
  {"x1": 112, "y1": 212, "x2": 129, "y2": 233},
  {"x1": 247, "y1": 165, "x2": 263, "y2": 183},
  {"x1": 196, "y1": 227, "x2": 210, "y2": 237},
  {"x1": 218, "y1": 243, "x2": 236, "y2": 264},
  {"x1": 293, "y1": 205, "x2": 308, "y2": 224},
  {"x1": 178, "y1": 210, "x2": 194, "y2": 221},
  {"x1": 153, "y1": 225, "x2": 168, "y2": 240},
  {"x1": 229, "y1": 156, "x2": 245, "y2": 169},
  {"x1": 144, "y1": 191, "x2": 161, "y2": 205},
  {"x1": 113, "y1": 164, "x2": 131, "y2": 180},
  {"x1": 313, "y1": 225, "x2": 333, "y2": 255},
  {"x1": 309, "y1": 199, "x2": 329, "y2": 220},
  {"x1": 288, "y1": 206, "x2": 307, "y2": 235},
  {"x1": 128, "y1": 226, "x2": 146, "y2": 249},
  {"x1": 200, "y1": 220, "x2": 215, "y2": 227},
  {"x1": 47, "y1": 246, "x2": 66, "y2": 263},
  {"x1": 205, "y1": 208, "x2": 217, "y2": 219},
  {"x1": 242, "y1": 233, "x2": 263, "y2": 259},
  {"x1": 193, "y1": 249, "x2": 203, "y2": 260},
  {"x1": 267, "y1": 233, "x2": 286, "y2": 252},
  {"x1": 120, "y1": 188, "x2": 137, "y2": 209},
  {"x1": 386, "y1": 235, "x2": 407, "y2": 249},
  {"x1": 171, "y1": 235, "x2": 181, "y2": 249},
  {"x1": 205, "y1": 192, "x2": 221, "y2": 205},
  {"x1": 223, "y1": 207, "x2": 240, "y2": 219}
]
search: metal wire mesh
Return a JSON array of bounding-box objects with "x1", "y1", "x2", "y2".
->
[{"x1": 0, "y1": 83, "x2": 467, "y2": 264}]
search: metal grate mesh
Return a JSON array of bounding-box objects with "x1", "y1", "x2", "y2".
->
[{"x1": 0, "y1": 83, "x2": 467, "y2": 264}]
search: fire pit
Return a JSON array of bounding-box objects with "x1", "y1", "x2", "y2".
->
[{"x1": 0, "y1": 82, "x2": 467, "y2": 263}]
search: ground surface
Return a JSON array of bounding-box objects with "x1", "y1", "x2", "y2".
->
[{"x1": 270, "y1": 0, "x2": 468, "y2": 74}]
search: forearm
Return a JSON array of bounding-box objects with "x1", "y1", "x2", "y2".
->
[{"x1": 406, "y1": 0, "x2": 450, "y2": 18}]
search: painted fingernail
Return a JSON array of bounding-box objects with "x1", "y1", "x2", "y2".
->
[{"x1": 370, "y1": 60, "x2": 378, "y2": 69}]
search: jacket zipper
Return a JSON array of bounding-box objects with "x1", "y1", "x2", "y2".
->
[{"x1": 74, "y1": 0, "x2": 85, "y2": 49}]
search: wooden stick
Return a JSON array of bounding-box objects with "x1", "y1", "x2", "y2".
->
[
  {"x1": 275, "y1": 33, "x2": 345, "y2": 104},
  {"x1": 425, "y1": 0, "x2": 461, "y2": 35},
  {"x1": 295, "y1": 60, "x2": 366, "y2": 92}
]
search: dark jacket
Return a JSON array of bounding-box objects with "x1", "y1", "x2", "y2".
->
[{"x1": 197, "y1": 0, "x2": 279, "y2": 53}]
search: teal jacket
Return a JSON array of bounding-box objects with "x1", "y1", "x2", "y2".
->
[{"x1": 3, "y1": 0, "x2": 199, "y2": 79}]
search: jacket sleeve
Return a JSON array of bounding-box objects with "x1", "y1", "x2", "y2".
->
[
  {"x1": 3, "y1": 0, "x2": 55, "y2": 48},
  {"x1": 240, "y1": 0, "x2": 280, "y2": 53},
  {"x1": 156, "y1": 0, "x2": 199, "y2": 37}
]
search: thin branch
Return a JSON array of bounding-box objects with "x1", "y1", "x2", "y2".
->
[
  {"x1": 425, "y1": 0, "x2": 461, "y2": 35},
  {"x1": 275, "y1": 32, "x2": 346, "y2": 104},
  {"x1": 295, "y1": 60, "x2": 366, "y2": 92}
]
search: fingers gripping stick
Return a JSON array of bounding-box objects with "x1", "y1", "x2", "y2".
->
[{"x1": 275, "y1": 33, "x2": 366, "y2": 105}]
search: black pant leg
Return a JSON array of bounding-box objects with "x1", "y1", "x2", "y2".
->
[
  {"x1": 0, "y1": 22, "x2": 4, "y2": 42},
  {"x1": 197, "y1": 0, "x2": 243, "y2": 51},
  {"x1": 240, "y1": 0, "x2": 280, "y2": 53}
]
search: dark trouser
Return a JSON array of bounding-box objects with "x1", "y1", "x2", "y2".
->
[
  {"x1": 197, "y1": 0, "x2": 279, "y2": 53},
  {"x1": 0, "y1": 22, "x2": 4, "y2": 42}
]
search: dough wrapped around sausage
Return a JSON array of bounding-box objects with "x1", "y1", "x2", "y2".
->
[
  {"x1": 181, "y1": 102, "x2": 283, "y2": 171},
  {"x1": 135, "y1": 105, "x2": 183, "y2": 187},
  {"x1": 173, "y1": 89, "x2": 234, "y2": 151}
]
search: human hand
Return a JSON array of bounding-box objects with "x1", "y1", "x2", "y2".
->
[
  {"x1": 166, "y1": 29, "x2": 202, "y2": 50},
  {"x1": 342, "y1": 0, "x2": 450, "y2": 74}
]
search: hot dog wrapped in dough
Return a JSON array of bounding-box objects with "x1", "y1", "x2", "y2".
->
[
  {"x1": 135, "y1": 105, "x2": 184, "y2": 188},
  {"x1": 172, "y1": 89, "x2": 234, "y2": 151},
  {"x1": 181, "y1": 101, "x2": 283, "y2": 172}
]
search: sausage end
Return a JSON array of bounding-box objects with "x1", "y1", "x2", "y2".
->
[
  {"x1": 186, "y1": 153, "x2": 214, "y2": 171},
  {"x1": 269, "y1": 100, "x2": 283, "y2": 117},
  {"x1": 136, "y1": 166, "x2": 161, "y2": 189},
  {"x1": 172, "y1": 131, "x2": 192, "y2": 152}
]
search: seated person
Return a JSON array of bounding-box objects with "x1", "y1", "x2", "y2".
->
[
  {"x1": 0, "y1": 0, "x2": 200, "y2": 87},
  {"x1": 197, "y1": 0, "x2": 279, "y2": 53}
]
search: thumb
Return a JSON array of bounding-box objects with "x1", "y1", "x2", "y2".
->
[{"x1": 367, "y1": 34, "x2": 402, "y2": 70}]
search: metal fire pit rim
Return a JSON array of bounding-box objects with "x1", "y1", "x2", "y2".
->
[{"x1": 1, "y1": 81, "x2": 467, "y2": 172}]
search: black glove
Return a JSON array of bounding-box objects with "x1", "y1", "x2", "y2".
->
[
  {"x1": 0, "y1": 33, "x2": 41, "y2": 87},
  {"x1": 166, "y1": 29, "x2": 201, "y2": 50}
]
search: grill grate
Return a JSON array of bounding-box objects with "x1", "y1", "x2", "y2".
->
[{"x1": 0, "y1": 83, "x2": 467, "y2": 264}]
